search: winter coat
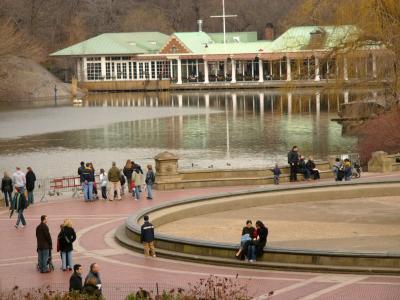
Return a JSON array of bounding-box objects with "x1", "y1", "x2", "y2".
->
[
  {"x1": 140, "y1": 221, "x2": 155, "y2": 243},
  {"x1": 145, "y1": 170, "x2": 155, "y2": 185},
  {"x1": 242, "y1": 226, "x2": 256, "y2": 239},
  {"x1": 306, "y1": 160, "x2": 316, "y2": 171},
  {"x1": 78, "y1": 166, "x2": 85, "y2": 183},
  {"x1": 272, "y1": 167, "x2": 281, "y2": 176},
  {"x1": 58, "y1": 226, "x2": 76, "y2": 252},
  {"x1": 82, "y1": 168, "x2": 93, "y2": 182},
  {"x1": 287, "y1": 150, "x2": 299, "y2": 165},
  {"x1": 69, "y1": 272, "x2": 83, "y2": 292},
  {"x1": 1, "y1": 176, "x2": 13, "y2": 193},
  {"x1": 82, "y1": 283, "x2": 101, "y2": 298},
  {"x1": 120, "y1": 175, "x2": 126, "y2": 186},
  {"x1": 132, "y1": 171, "x2": 142, "y2": 186},
  {"x1": 108, "y1": 166, "x2": 121, "y2": 183},
  {"x1": 11, "y1": 192, "x2": 27, "y2": 211},
  {"x1": 36, "y1": 222, "x2": 52, "y2": 250},
  {"x1": 123, "y1": 166, "x2": 133, "y2": 180},
  {"x1": 255, "y1": 227, "x2": 268, "y2": 257},
  {"x1": 26, "y1": 170, "x2": 36, "y2": 192}
]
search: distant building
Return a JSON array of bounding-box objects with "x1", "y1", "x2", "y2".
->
[{"x1": 51, "y1": 25, "x2": 387, "y2": 91}]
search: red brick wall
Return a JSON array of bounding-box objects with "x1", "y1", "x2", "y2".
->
[{"x1": 160, "y1": 37, "x2": 190, "y2": 54}]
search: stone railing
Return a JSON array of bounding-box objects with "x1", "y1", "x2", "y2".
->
[
  {"x1": 368, "y1": 151, "x2": 400, "y2": 172},
  {"x1": 154, "y1": 151, "x2": 332, "y2": 190}
]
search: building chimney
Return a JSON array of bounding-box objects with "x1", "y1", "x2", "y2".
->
[
  {"x1": 197, "y1": 19, "x2": 203, "y2": 32},
  {"x1": 264, "y1": 23, "x2": 274, "y2": 40}
]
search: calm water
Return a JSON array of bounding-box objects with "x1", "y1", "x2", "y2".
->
[{"x1": 0, "y1": 88, "x2": 378, "y2": 178}]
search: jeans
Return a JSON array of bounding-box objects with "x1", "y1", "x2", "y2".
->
[
  {"x1": 38, "y1": 249, "x2": 50, "y2": 272},
  {"x1": 83, "y1": 182, "x2": 93, "y2": 201},
  {"x1": 28, "y1": 190, "x2": 34, "y2": 205},
  {"x1": 248, "y1": 245, "x2": 257, "y2": 261},
  {"x1": 303, "y1": 169, "x2": 311, "y2": 179},
  {"x1": 16, "y1": 209, "x2": 26, "y2": 226},
  {"x1": 61, "y1": 251, "x2": 73, "y2": 270},
  {"x1": 3, "y1": 191, "x2": 11, "y2": 207},
  {"x1": 17, "y1": 186, "x2": 25, "y2": 194},
  {"x1": 133, "y1": 186, "x2": 141, "y2": 199},
  {"x1": 147, "y1": 184, "x2": 153, "y2": 199}
]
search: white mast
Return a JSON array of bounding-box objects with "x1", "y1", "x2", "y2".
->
[{"x1": 210, "y1": 0, "x2": 237, "y2": 45}]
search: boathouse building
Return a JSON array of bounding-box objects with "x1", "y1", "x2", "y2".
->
[{"x1": 51, "y1": 24, "x2": 387, "y2": 91}]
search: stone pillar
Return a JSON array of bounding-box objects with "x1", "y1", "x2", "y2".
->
[
  {"x1": 372, "y1": 54, "x2": 377, "y2": 79},
  {"x1": 315, "y1": 57, "x2": 320, "y2": 81},
  {"x1": 259, "y1": 59, "x2": 264, "y2": 82},
  {"x1": 343, "y1": 56, "x2": 349, "y2": 81},
  {"x1": 286, "y1": 57, "x2": 291, "y2": 81},
  {"x1": 177, "y1": 58, "x2": 182, "y2": 84},
  {"x1": 178, "y1": 94, "x2": 183, "y2": 108},
  {"x1": 76, "y1": 59, "x2": 82, "y2": 81},
  {"x1": 204, "y1": 60, "x2": 209, "y2": 83},
  {"x1": 224, "y1": 60, "x2": 227, "y2": 78},
  {"x1": 231, "y1": 59, "x2": 236, "y2": 83},
  {"x1": 82, "y1": 57, "x2": 87, "y2": 81},
  {"x1": 154, "y1": 152, "x2": 181, "y2": 188},
  {"x1": 344, "y1": 90, "x2": 349, "y2": 103}
]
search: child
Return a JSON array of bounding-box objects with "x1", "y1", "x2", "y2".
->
[
  {"x1": 99, "y1": 169, "x2": 108, "y2": 200},
  {"x1": 271, "y1": 163, "x2": 281, "y2": 185},
  {"x1": 120, "y1": 174, "x2": 126, "y2": 196}
]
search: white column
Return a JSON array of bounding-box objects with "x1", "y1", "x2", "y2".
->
[
  {"x1": 178, "y1": 94, "x2": 183, "y2": 107},
  {"x1": 231, "y1": 59, "x2": 236, "y2": 83},
  {"x1": 344, "y1": 90, "x2": 349, "y2": 103},
  {"x1": 287, "y1": 92, "x2": 292, "y2": 116},
  {"x1": 315, "y1": 57, "x2": 320, "y2": 81},
  {"x1": 224, "y1": 60, "x2": 227, "y2": 78},
  {"x1": 76, "y1": 59, "x2": 82, "y2": 81},
  {"x1": 372, "y1": 54, "x2": 377, "y2": 79},
  {"x1": 343, "y1": 56, "x2": 348, "y2": 81},
  {"x1": 270, "y1": 61, "x2": 273, "y2": 79},
  {"x1": 259, "y1": 59, "x2": 264, "y2": 82},
  {"x1": 204, "y1": 60, "x2": 209, "y2": 83},
  {"x1": 316, "y1": 92, "x2": 321, "y2": 120},
  {"x1": 177, "y1": 58, "x2": 182, "y2": 84},
  {"x1": 83, "y1": 57, "x2": 87, "y2": 81},
  {"x1": 286, "y1": 57, "x2": 291, "y2": 81},
  {"x1": 100, "y1": 57, "x2": 106, "y2": 80}
]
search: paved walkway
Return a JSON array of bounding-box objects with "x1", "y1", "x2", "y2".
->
[{"x1": 1, "y1": 173, "x2": 400, "y2": 299}]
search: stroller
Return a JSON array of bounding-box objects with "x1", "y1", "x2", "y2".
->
[{"x1": 36, "y1": 249, "x2": 55, "y2": 272}]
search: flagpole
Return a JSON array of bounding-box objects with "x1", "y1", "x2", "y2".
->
[{"x1": 223, "y1": 0, "x2": 226, "y2": 45}]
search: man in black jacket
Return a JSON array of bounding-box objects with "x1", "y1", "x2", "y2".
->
[
  {"x1": 78, "y1": 161, "x2": 85, "y2": 184},
  {"x1": 25, "y1": 167, "x2": 36, "y2": 205},
  {"x1": 36, "y1": 215, "x2": 52, "y2": 273},
  {"x1": 140, "y1": 215, "x2": 156, "y2": 257},
  {"x1": 287, "y1": 146, "x2": 299, "y2": 182},
  {"x1": 1, "y1": 172, "x2": 13, "y2": 207},
  {"x1": 12, "y1": 187, "x2": 27, "y2": 228},
  {"x1": 69, "y1": 264, "x2": 83, "y2": 292}
]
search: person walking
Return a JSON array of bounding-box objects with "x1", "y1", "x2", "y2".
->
[
  {"x1": 85, "y1": 263, "x2": 102, "y2": 293},
  {"x1": 123, "y1": 160, "x2": 134, "y2": 193},
  {"x1": 25, "y1": 167, "x2": 36, "y2": 205},
  {"x1": 69, "y1": 264, "x2": 83, "y2": 293},
  {"x1": 82, "y1": 163, "x2": 93, "y2": 202},
  {"x1": 36, "y1": 215, "x2": 52, "y2": 273},
  {"x1": 12, "y1": 167, "x2": 26, "y2": 193},
  {"x1": 58, "y1": 219, "x2": 76, "y2": 271},
  {"x1": 1, "y1": 171, "x2": 13, "y2": 207},
  {"x1": 12, "y1": 187, "x2": 27, "y2": 228},
  {"x1": 132, "y1": 169, "x2": 142, "y2": 200},
  {"x1": 140, "y1": 215, "x2": 156, "y2": 257},
  {"x1": 108, "y1": 162, "x2": 121, "y2": 201},
  {"x1": 145, "y1": 165, "x2": 155, "y2": 200},
  {"x1": 99, "y1": 169, "x2": 108, "y2": 200},
  {"x1": 287, "y1": 146, "x2": 299, "y2": 182}
]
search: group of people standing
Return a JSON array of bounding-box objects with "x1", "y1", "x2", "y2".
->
[
  {"x1": 78, "y1": 160, "x2": 155, "y2": 202},
  {"x1": 1, "y1": 167, "x2": 37, "y2": 228}
]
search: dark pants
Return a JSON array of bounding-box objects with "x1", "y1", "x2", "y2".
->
[
  {"x1": 290, "y1": 164, "x2": 297, "y2": 181},
  {"x1": 38, "y1": 249, "x2": 50, "y2": 272},
  {"x1": 101, "y1": 186, "x2": 107, "y2": 199},
  {"x1": 3, "y1": 191, "x2": 12, "y2": 207}
]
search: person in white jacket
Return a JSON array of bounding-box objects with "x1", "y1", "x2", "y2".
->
[{"x1": 99, "y1": 169, "x2": 108, "y2": 200}]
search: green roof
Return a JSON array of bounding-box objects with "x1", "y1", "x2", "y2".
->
[
  {"x1": 208, "y1": 32, "x2": 258, "y2": 43},
  {"x1": 51, "y1": 32, "x2": 169, "y2": 56},
  {"x1": 265, "y1": 25, "x2": 359, "y2": 52}
]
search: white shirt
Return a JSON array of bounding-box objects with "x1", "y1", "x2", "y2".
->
[
  {"x1": 99, "y1": 173, "x2": 108, "y2": 187},
  {"x1": 12, "y1": 170, "x2": 26, "y2": 188}
]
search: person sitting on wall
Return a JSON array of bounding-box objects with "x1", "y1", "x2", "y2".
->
[
  {"x1": 306, "y1": 156, "x2": 320, "y2": 180},
  {"x1": 246, "y1": 220, "x2": 268, "y2": 262},
  {"x1": 297, "y1": 156, "x2": 311, "y2": 180},
  {"x1": 235, "y1": 220, "x2": 256, "y2": 259}
]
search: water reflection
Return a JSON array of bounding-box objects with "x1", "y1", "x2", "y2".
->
[{"x1": 0, "y1": 88, "x2": 381, "y2": 178}]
